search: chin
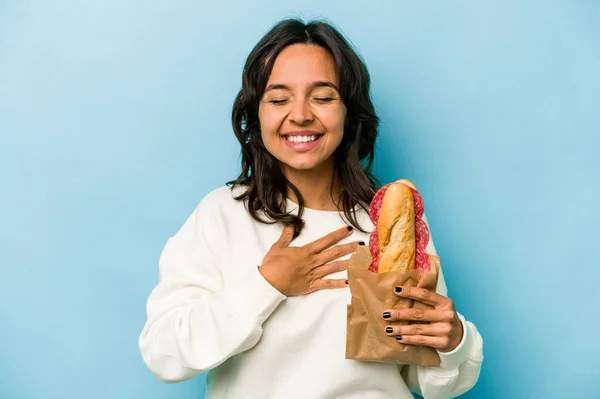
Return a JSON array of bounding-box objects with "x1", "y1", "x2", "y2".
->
[
  {"x1": 286, "y1": 162, "x2": 318, "y2": 171},
  {"x1": 284, "y1": 158, "x2": 333, "y2": 172}
]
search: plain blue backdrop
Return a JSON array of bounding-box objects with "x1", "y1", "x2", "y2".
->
[{"x1": 1, "y1": 1, "x2": 598, "y2": 398}]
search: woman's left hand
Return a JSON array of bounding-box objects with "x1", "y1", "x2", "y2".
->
[{"x1": 382, "y1": 286, "x2": 464, "y2": 353}]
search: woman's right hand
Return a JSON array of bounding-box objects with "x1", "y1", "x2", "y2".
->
[{"x1": 259, "y1": 225, "x2": 363, "y2": 296}]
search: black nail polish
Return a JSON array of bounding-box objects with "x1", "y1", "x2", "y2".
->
[
  {"x1": 345, "y1": 279, "x2": 349, "y2": 285},
  {"x1": 386, "y1": 327, "x2": 393, "y2": 333},
  {"x1": 396, "y1": 335, "x2": 402, "y2": 341},
  {"x1": 383, "y1": 312, "x2": 391, "y2": 319},
  {"x1": 395, "y1": 286, "x2": 402, "y2": 293},
  {"x1": 359, "y1": 241, "x2": 365, "y2": 246},
  {"x1": 347, "y1": 226, "x2": 353, "y2": 231}
]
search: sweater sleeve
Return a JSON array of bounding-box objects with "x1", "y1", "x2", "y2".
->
[
  {"x1": 400, "y1": 215, "x2": 484, "y2": 399},
  {"x1": 138, "y1": 192, "x2": 287, "y2": 383}
]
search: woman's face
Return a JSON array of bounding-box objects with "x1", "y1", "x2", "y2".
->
[{"x1": 258, "y1": 44, "x2": 347, "y2": 174}]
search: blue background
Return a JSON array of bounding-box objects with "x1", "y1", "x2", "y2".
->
[{"x1": 1, "y1": 1, "x2": 598, "y2": 398}]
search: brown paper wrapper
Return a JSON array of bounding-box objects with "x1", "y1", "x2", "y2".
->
[{"x1": 345, "y1": 246, "x2": 441, "y2": 366}]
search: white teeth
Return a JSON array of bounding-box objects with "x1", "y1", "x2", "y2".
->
[{"x1": 285, "y1": 135, "x2": 319, "y2": 143}]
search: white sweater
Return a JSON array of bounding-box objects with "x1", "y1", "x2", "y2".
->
[{"x1": 139, "y1": 185, "x2": 483, "y2": 399}]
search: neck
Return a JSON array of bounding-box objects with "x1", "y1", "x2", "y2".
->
[{"x1": 283, "y1": 160, "x2": 343, "y2": 211}]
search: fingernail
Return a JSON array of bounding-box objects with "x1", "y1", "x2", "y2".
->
[
  {"x1": 385, "y1": 327, "x2": 393, "y2": 333},
  {"x1": 383, "y1": 312, "x2": 391, "y2": 319},
  {"x1": 394, "y1": 286, "x2": 402, "y2": 293},
  {"x1": 359, "y1": 241, "x2": 365, "y2": 246},
  {"x1": 347, "y1": 226, "x2": 353, "y2": 231},
  {"x1": 396, "y1": 335, "x2": 402, "y2": 341},
  {"x1": 345, "y1": 279, "x2": 349, "y2": 285}
]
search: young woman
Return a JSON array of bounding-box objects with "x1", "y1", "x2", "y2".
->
[{"x1": 139, "y1": 18, "x2": 483, "y2": 399}]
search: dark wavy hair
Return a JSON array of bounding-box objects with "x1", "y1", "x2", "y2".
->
[{"x1": 227, "y1": 18, "x2": 380, "y2": 237}]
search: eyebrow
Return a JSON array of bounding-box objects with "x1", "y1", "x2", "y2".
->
[{"x1": 264, "y1": 81, "x2": 340, "y2": 93}]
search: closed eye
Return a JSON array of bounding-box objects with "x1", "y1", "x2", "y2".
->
[
  {"x1": 314, "y1": 97, "x2": 335, "y2": 103},
  {"x1": 269, "y1": 99, "x2": 288, "y2": 105}
]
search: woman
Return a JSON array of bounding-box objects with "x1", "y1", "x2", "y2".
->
[{"x1": 139, "y1": 18, "x2": 483, "y2": 399}]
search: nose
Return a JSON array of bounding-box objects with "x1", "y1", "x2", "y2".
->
[{"x1": 288, "y1": 97, "x2": 314, "y2": 125}]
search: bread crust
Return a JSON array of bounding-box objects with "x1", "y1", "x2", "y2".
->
[{"x1": 377, "y1": 182, "x2": 416, "y2": 273}]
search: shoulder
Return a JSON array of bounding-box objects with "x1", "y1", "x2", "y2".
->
[
  {"x1": 202, "y1": 184, "x2": 232, "y2": 201},
  {"x1": 194, "y1": 184, "x2": 248, "y2": 218},
  {"x1": 173, "y1": 185, "x2": 248, "y2": 243}
]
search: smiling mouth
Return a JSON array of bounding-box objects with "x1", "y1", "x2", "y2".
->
[{"x1": 282, "y1": 134, "x2": 323, "y2": 143}]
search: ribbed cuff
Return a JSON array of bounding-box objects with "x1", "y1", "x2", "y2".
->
[
  {"x1": 230, "y1": 265, "x2": 287, "y2": 326},
  {"x1": 437, "y1": 313, "x2": 477, "y2": 370}
]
